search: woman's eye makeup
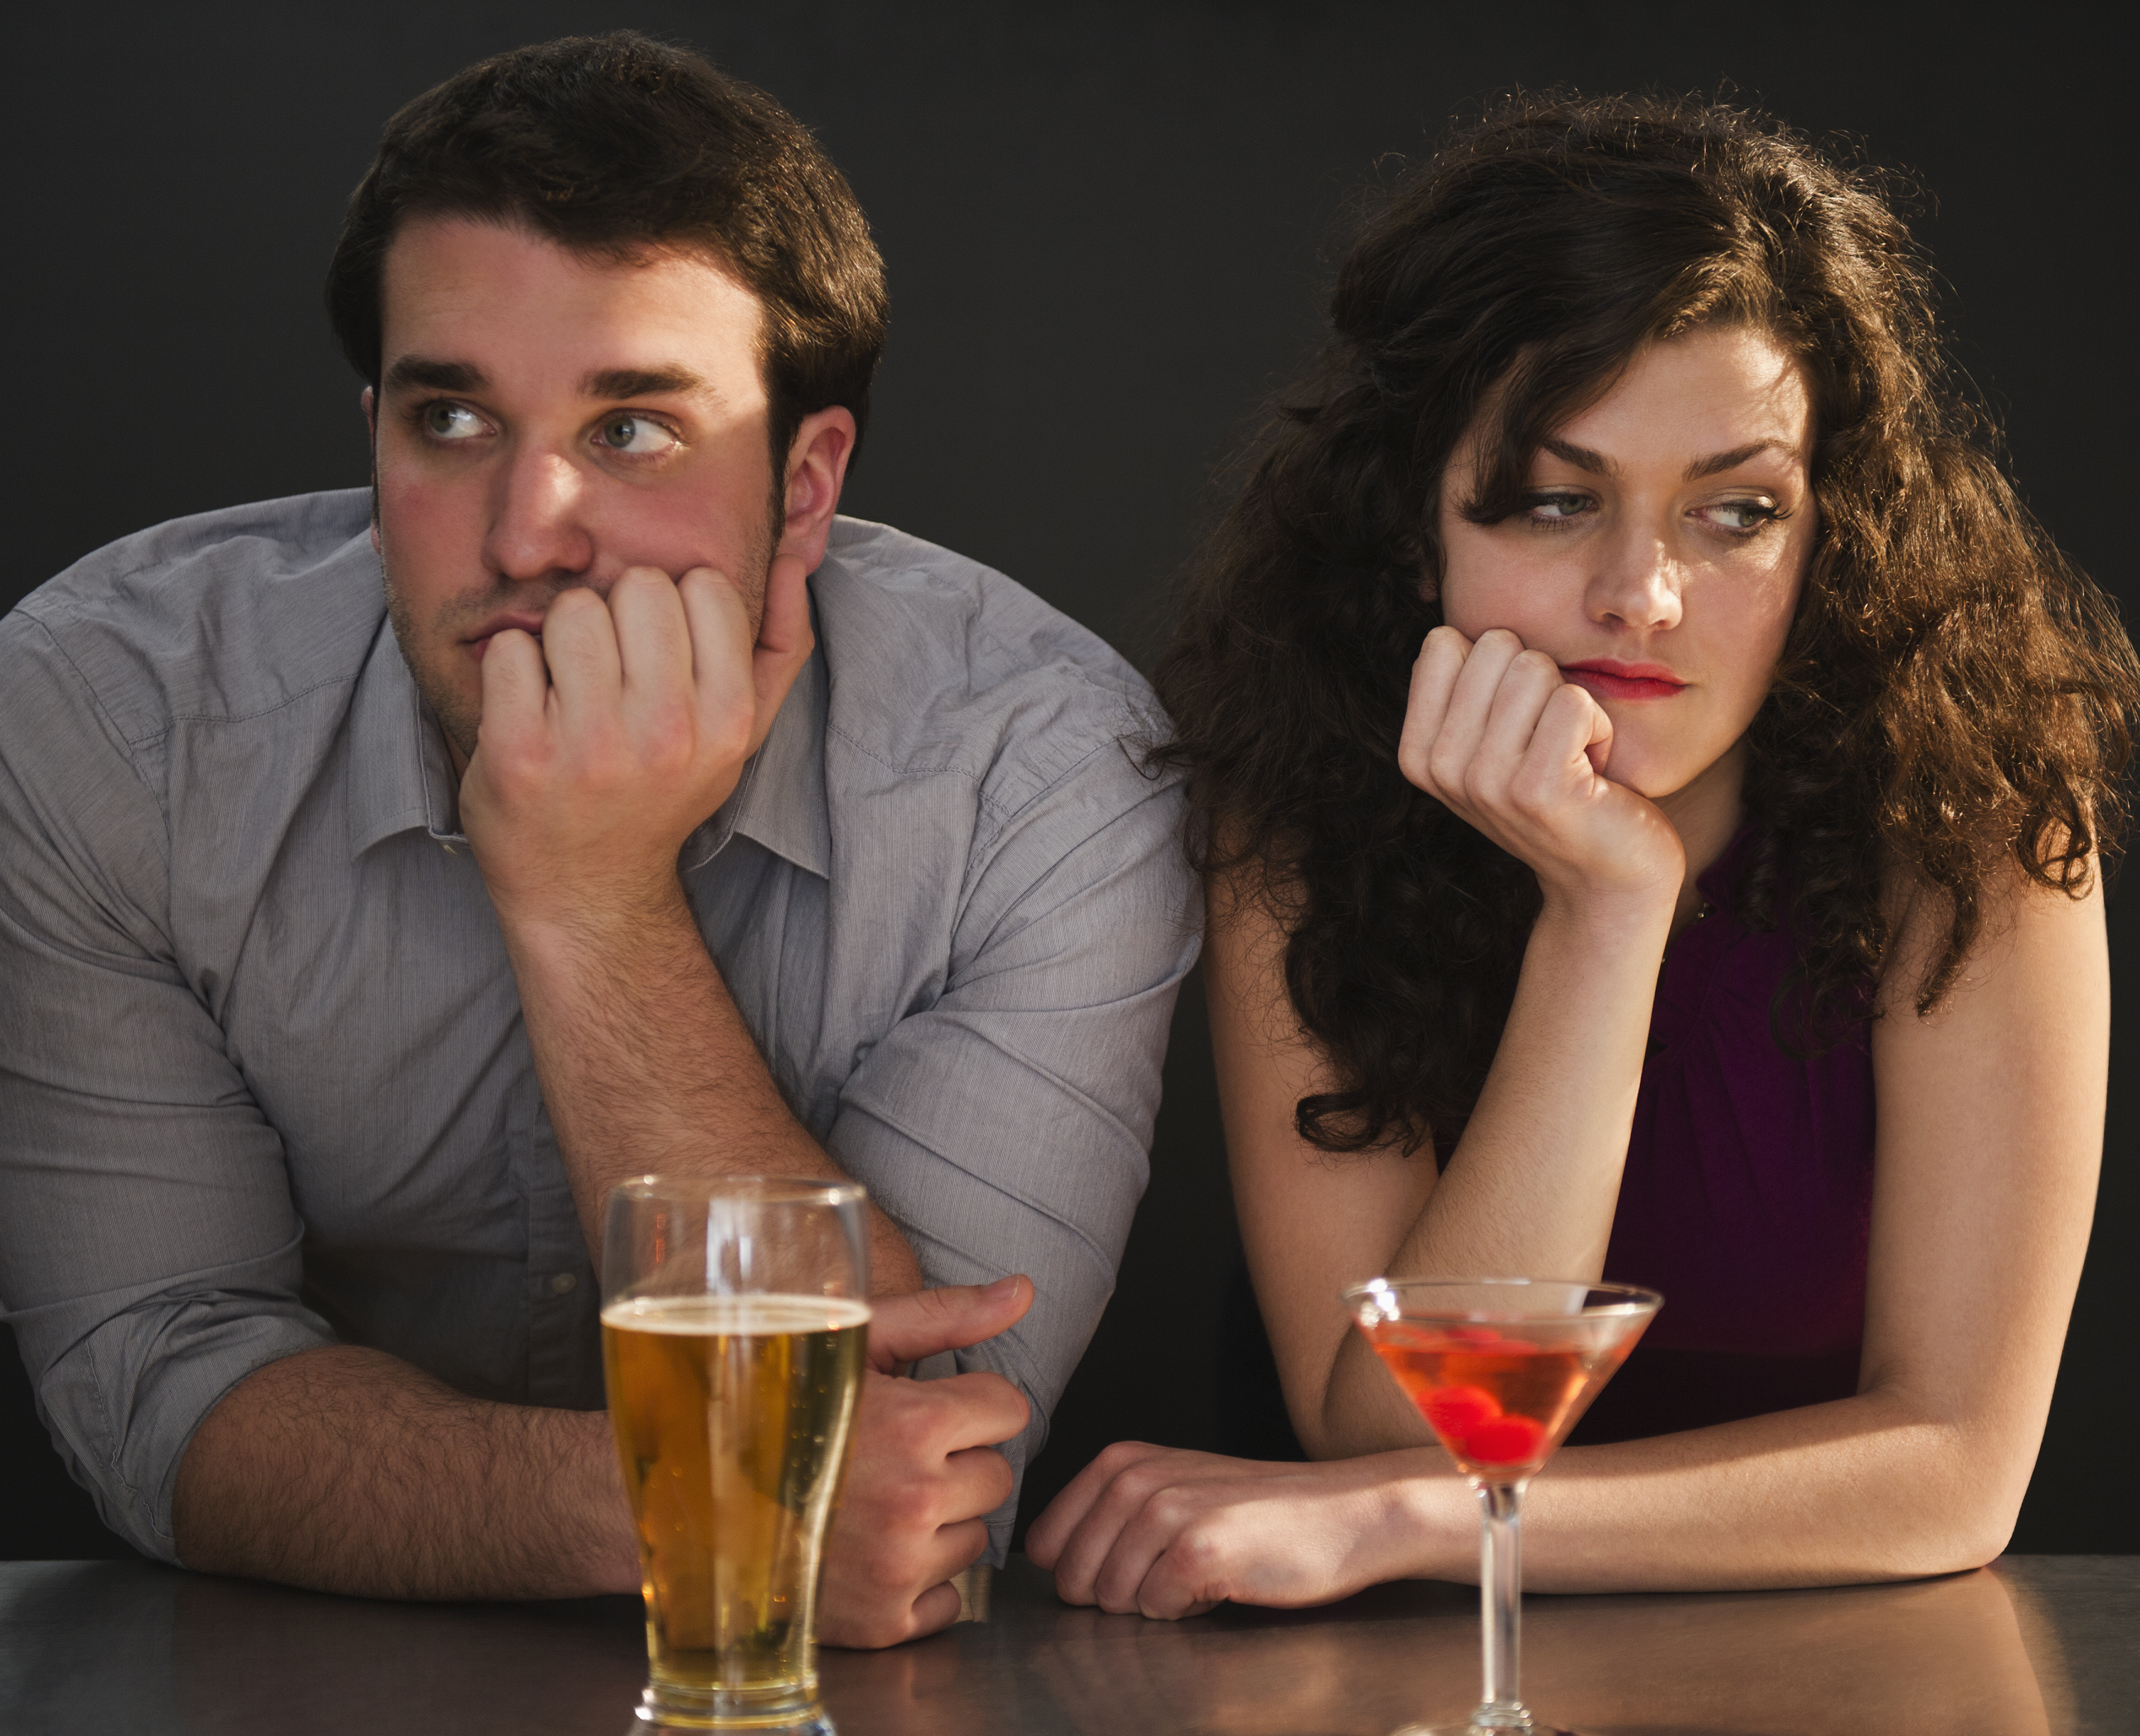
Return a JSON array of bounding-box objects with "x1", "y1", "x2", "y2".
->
[
  {"x1": 1697, "y1": 498, "x2": 1791, "y2": 536},
  {"x1": 1518, "y1": 490, "x2": 1594, "y2": 528},
  {"x1": 1511, "y1": 488, "x2": 1793, "y2": 538},
  {"x1": 594, "y1": 413, "x2": 681, "y2": 458}
]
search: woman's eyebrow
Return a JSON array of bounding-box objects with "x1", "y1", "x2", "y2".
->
[
  {"x1": 1684, "y1": 439, "x2": 1796, "y2": 480},
  {"x1": 1540, "y1": 435, "x2": 1612, "y2": 475}
]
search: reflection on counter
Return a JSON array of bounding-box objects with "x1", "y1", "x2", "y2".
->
[{"x1": 1020, "y1": 1566, "x2": 2065, "y2": 1736}]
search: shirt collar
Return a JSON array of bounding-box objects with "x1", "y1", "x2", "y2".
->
[
  {"x1": 346, "y1": 614, "x2": 460, "y2": 858},
  {"x1": 687, "y1": 629, "x2": 831, "y2": 880},
  {"x1": 346, "y1": 601, "x2": 832, "y2": 882}
]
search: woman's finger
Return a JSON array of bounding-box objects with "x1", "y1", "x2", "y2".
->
[
  {"x1": 1090, "y1": 1486, "x2": 1201, "y2": 1615},
  {"x1": 1425, "y1": 627, "x2": 1523, "y2": 806},
  {"x1": 1397, "y1": 625, "x2": 1472, "y2": 794},
  {"x1": 1024, "y1": 1440, "x2": 1171, "y2": 1570},
  {"x1": 1468, "y1": 647, "x2": 1572, "y2": 808}
]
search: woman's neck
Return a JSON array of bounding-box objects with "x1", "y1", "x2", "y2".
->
[{"x1": 1652, "y1": 738, "x2": 1749, "y2": 936}]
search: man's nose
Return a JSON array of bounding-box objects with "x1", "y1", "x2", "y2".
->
[
  {"x1": 1586, "y1": 520, "x2": 1683, "y2": 633},
  {"x1": 481, "y1": 444, "x2": 594, "y2": 585}
]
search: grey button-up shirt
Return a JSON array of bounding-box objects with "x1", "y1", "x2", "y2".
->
[{"x1": 0, "y1": 489, "x2": 1197, "y2": 1564}]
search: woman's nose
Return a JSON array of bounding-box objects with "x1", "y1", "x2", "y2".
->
[{"x1": 1586, "y1": 521, "x2": 1683, "y2": 632}]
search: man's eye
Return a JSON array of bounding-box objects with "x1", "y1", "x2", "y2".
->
[
  {"x1": 597, "y1": 415, "x2": 679, "y2": 456},
  {"x1": 422, "y1": 402, "x2": 487, "y2": 441}
]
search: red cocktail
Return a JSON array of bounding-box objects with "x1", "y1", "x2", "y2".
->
[{"x1": 1344, "y1": 1278, "x2": 1661, "y2": 1736}]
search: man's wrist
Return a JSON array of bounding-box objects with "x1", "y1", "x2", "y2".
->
[{"x1": 486, "y1": 866, "x2": 699, "y2": 959}]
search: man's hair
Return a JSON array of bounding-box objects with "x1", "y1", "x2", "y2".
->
[{"x1": 326, "y1": 31, "x2": 888, "y2": 470}]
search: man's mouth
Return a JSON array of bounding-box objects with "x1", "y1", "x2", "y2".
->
[
  {"x1": 1558, "y1": 660, "x2": 1688, "y2": 702},
  {"x1": 464, "y1": 614, "x2": 546, "y2": 661}
]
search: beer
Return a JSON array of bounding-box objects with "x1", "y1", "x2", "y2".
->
[{"x1": 602, "y1": 1293, "x2": 869, "y2": 1714}]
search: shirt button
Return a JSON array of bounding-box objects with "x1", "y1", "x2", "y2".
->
[{"x1": 549, "y1": 1272, "x2": 578, "y2": 1296}]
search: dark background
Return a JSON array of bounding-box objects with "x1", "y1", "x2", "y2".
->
[{"x1": 4, "y1": 2, "x2": 2132, "y2": 1558}]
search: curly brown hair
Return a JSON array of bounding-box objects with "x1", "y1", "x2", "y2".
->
[{"x1": 1154, "y1": 93, "x2": 2140, "y2": 1156}]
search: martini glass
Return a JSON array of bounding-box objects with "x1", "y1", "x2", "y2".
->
[{"x1": 1342, "y1": 1277, "x2": 1662, "y2": 1736}]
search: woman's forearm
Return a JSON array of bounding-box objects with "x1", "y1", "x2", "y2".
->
[
  {"x1": 1385, "y1": 1389, "x2": 2022, "y2": 1591},
  {"x1": 1305, "y1": 892, "x2": 1671, "y2": 1457},
  {"x1": 1400, "y1": 890, "x2": 1670, "y2": 1280}
]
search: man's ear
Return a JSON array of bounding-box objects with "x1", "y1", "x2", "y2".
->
[{"x1": 776, "y1": 406, "x2": 857, "y2": 574}]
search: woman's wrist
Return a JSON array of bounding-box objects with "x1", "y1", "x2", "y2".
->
[{"x1": 1351, "y1": 1450, "x2": 1475, "y2": 1584}]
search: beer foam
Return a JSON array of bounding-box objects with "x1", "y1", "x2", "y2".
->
[{"x1": 601, "y1": 1294, "x2": 872, "y2": 1334}]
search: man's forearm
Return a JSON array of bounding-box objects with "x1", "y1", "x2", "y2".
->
[
  {"x1": 496, "y1": 884, "x2": 923, "y2": 1292},
  {"x1": 173, "y1": 1344, "x2": 636, "y2": 1599}
]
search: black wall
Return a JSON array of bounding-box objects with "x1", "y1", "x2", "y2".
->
[{"x1": 6, "y1": 3, "x2": 2132, "y2": 1556}]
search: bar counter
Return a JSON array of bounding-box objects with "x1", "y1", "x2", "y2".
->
[{"x1": 3, "y1": 1553, "x2": 2134, "y2": 1733}]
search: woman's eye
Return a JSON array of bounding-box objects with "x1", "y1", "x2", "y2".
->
[
  {"x1": 422, "y1": 402, "x2": 487, "y2": 441},
  {"x1": 597, "y1": 414, "x2": 679, "y2": 457},
  {"x1": 1700, "y1": 499, "x2": 1783, "y2": 534},
  {"x1": 1521, "y1": 492, "x2": 1593, "y2": 526}
]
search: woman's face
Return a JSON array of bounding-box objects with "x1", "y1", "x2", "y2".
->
[{"x1": 1434, "y1": 324, "x2": 1817, "y2": 806}]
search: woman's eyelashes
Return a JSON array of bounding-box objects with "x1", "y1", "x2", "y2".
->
[{"x1": 1514, "y1": 488, "x2": 1792, "y2": 539}]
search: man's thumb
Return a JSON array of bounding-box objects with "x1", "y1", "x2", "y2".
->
[{"x1": 868, "y1": 1275, "x2": 1032, "y2": 1372}]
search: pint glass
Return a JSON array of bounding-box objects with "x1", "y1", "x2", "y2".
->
[{"x1": 601, "y1": 1176, "x2": 871, "y2": 1733}]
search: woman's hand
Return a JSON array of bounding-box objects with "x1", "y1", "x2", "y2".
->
[
  {"x1": 1398, "y1": 626, "x2": 1683, "y2": 910},
  {"x1": 1024, "y1": 1443, "x2": 1450, "y2": 1619}
]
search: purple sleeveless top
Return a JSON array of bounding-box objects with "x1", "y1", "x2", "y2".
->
[{"x1": 1567, "y1": 826, "x2": 1876, "y2": 1445}]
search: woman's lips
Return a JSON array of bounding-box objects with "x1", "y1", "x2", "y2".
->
[{"x1": 1559, "y1": 660, "x2": 1688, "y2": 702}]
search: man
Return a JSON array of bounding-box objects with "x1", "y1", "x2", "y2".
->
[{"x1": 0, "y1": 34, "x2": 1194, "y2": 1647}]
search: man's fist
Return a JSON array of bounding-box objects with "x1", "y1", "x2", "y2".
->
[
  {"x1": 460, "y1": 554, "x2": 814, "y2": 925},
  {"x1": 818, "y1": 1277, "x2": 1034, "y2": 1649}
]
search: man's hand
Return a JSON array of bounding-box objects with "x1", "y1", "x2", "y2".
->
[
  {"x1": 820, "y1": 1276, "x2": 1035, "y2": 1649},
  {"x1": 459, "y1": 553, "x2": 814, "y2": 924}
]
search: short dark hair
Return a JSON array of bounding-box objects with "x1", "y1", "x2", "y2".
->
[{"x1": 326, "y1": 31, "x2": 888, "y2": 469}]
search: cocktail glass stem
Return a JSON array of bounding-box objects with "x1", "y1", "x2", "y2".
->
[{"x1": 1474, "y1": 1480, "x2": 1530, "y2": 1732}]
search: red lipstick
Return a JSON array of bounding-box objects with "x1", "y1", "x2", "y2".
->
[{"x1": 1559, "y1": 659, "x2": 1687, "y2": 702}]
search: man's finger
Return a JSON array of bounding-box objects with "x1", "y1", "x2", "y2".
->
[
  {"x1": 867, "y1": 1276, "x2": 1032, "y2": 1371},
  {"x1": 474, "y1": 626, "x2": 551, "y2": 755},
  {"x1": 607, "y1": 566, "x2": 694, "y2": 707},
  {"x1": 755, "y1": 549, "x2": 815, "y2": 682},
  {"x1": 538, "y1": 586, "x2": 623, "y2": 733}
]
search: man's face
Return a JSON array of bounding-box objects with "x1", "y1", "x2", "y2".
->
[{"x1": 370, "y1": 215, "x2": 779, "y2": 764}]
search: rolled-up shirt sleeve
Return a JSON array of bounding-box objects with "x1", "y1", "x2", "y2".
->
[
  {"x1": 0, "y1": 613, "x2": 333, "y2": 1562},
  {"x1": 825, "y1": 732, "x2": 1198, "y2": 1558}
]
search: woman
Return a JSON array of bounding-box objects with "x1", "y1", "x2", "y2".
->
[{"x1": 1026, "y1": 94, "x2": 2137, "y2": 1617}]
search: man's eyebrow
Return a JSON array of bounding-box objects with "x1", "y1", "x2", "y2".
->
[
  {"x1": 1684, "y1": 440, "x2": 1796, "y2": 480},
  {"x1": 382, "y1": 357, "x2": 487, "y2": 395},
  {"x1": 582, "y1": 366, "x2": 707, "y2": 400},
  {"x1": 1539, "y1": 436, "x2": 1613, "y2": 476}
]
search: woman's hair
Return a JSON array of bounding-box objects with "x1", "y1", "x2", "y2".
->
[{"x1": 1154, "y1": 92, "x2": 2140, "y2": 1156}]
